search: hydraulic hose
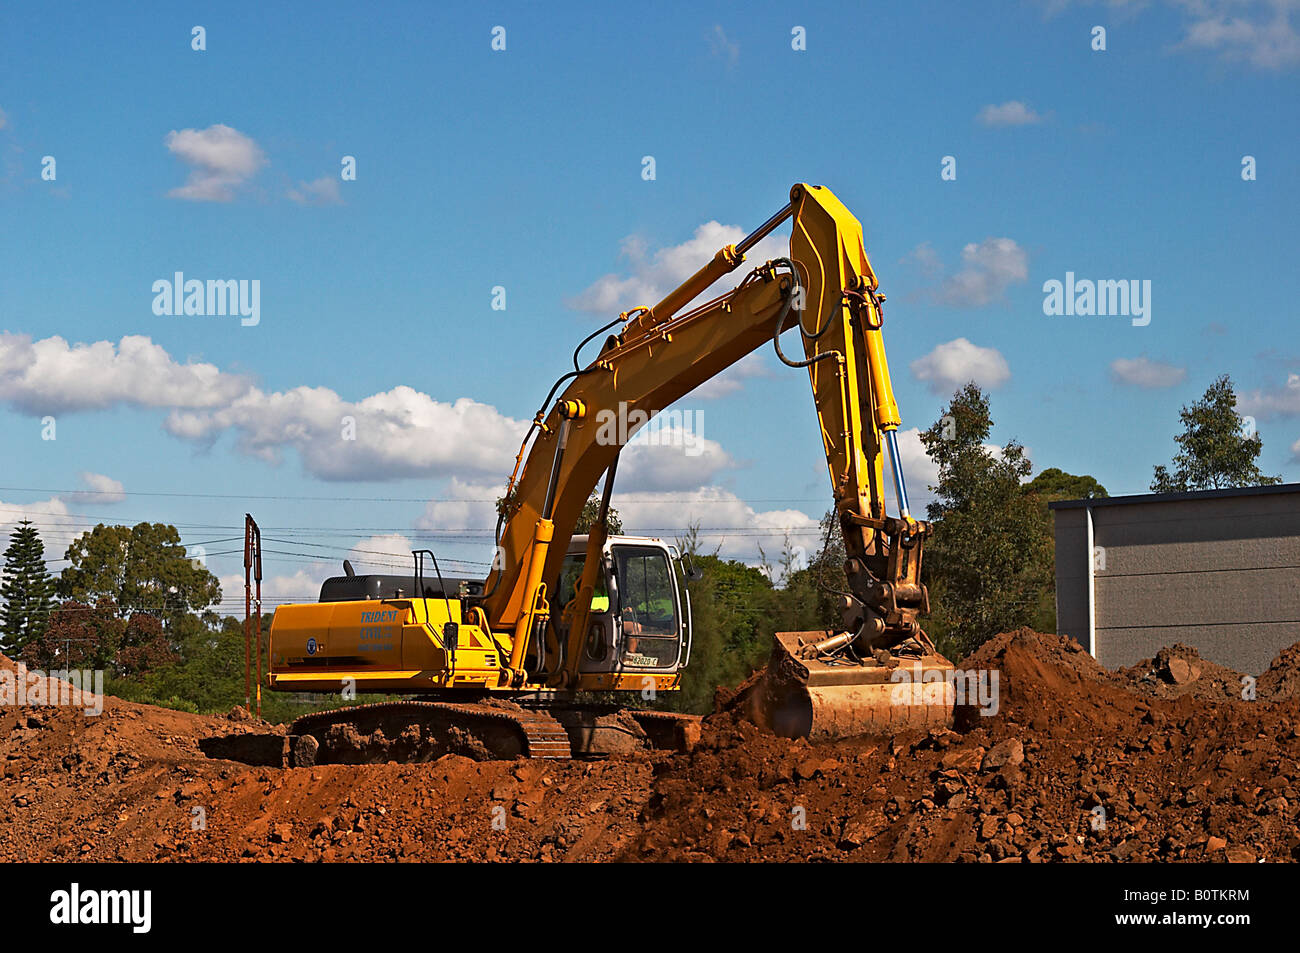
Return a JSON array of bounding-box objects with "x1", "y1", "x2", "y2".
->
[
  {"x1": 481, "y1": 309, "x2": 639, "y2": 603},
  {"x1": 769, "y1": 258, "x2": 840, "y2": 370}
]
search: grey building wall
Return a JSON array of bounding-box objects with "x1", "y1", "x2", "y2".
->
[{"x1": 1052, "y1": 485, "x2": 1300, "y2": 675}]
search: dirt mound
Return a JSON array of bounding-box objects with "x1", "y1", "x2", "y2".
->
[
  {"x1": 620, "y1": 629, "x2": 1300, "y2": 862},
  {"x1": 4, "y1": 633, "x2": 1300, "y2": 863},
  {"x1": 1117, "y1": 643, "x2": 1248, "y2": 702},
  {"x1": 0, "y1": 686, "x2": 656, "y2": 862},
  {"x1": 1258, "y1": 641, "x2": 1300, "y2": 701},
  {"x1": 959, "y1": 627, "x2": 1131, "y2": 731}
]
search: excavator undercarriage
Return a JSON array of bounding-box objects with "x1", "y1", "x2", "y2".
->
[{"x1": 283, "y1": 699, "x2": 702, "y2": 765}]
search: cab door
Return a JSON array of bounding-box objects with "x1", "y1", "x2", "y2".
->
[
  {"x1": 605, "y1": 544, "x2": 683, "y2": 673},
  {"x1": 555, "y1": 552, "x2": 616, "y2": 672}
]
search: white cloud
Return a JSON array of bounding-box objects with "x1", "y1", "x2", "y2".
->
[
  {"x1": 416, "y1": 480, "x2": 821, "y2": 568},
  {"x1": 347, "y1": 533, "x2": 415, "y2": 571},
  {"x1": 908, "y1": 238, "x2": 1029, "y2": 307},
  {"x1": 1180, "y1": 1, "x2": 1300, "y2": 70},
  {"x1": 0, "y1": 333, "x2": 545, "y2": 484},
  {"x1": 1109, "y1": 356, "x2": 1187, "y2": 389},
  {"x1": 220, "y1": 567, "x2": 326, "y2": 605},
  {"x1": 1240, "y1": 373, "x2": 1300, "y2": 418},
  {"x1": 1291, "y1": 436, "x2": 1300, "y2": 461},
  {"x1": 708, "y1": 24, "x2": 740, "y2": 65},
  {"x1": 910, "y1": 338, "x2": 1012, "y2": 394},
  {"x1": 976, "y1": 101, "x2": 1046, "y2": 126},
  {"x1": 0, "y1": 333, "x2": 527, "y2": 482},
  {"x1": 895, "y1": 427, "x2": 941, "y2": 505},
  {"x1": 287, "y1": 175, "x2": 343, "y2": 206},
  {"x1": 412, "y1": 419, "x2": 738, "y2": 528},
  {"x1": 617, "y1": 486, "x2": 820, "y2": 566},
  {"x1": 65, "y1": 472, "x2": 126, "y2": 505},
  {"x1": 0, "y1": 477, "x2": 133, "y2": 575},
  {"x1": 906, "y1": 242, "x2": 945, "y2": 280},
  {"x1": 0, "y1": 497, "x2": 76, "y2": 573},
  {"x1": 405, "y1": 410, "x2": 734, "y2": 530},
  {"x1": 166, "y1": 384, "x2": 528, "y2": 482},
  {"x1": 948, "y1": 239, "x2": 1029, "y2": 306},
  {"x1": 0, "y1": 333, "x2": 251, "y2": 415},
  {"x1": 165, "y1": 124, "x2": 266, "y2": 202},
  {"x1": 618, "y1": 417, "x2": 734, "y2": 491},
  {"x1": 1045, "y1": 0, "x2": 1300, "y2": 71},
  {"x1": 568, "y1": 222, "x2": 785, "y2": 316},
  {"x1": 416, "y1": 478, "x2": 499, "y2": 533}
]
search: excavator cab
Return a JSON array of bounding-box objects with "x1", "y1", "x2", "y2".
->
[{"x1": 556, "y1": 535, "x2": 691, "y2": 677}]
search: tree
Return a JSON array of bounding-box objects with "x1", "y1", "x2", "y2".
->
[
  {"x1": 574, "y1": 491, "x2": 623, "y2": 535},
  {"x1": 919, "y1": 383, "x2": 1055, "y2": 657},
  {"x1": 20, "y1": 599, "x2": 177, "y2": 673},
  {"x1": 497, "y1": 490, "x2": 623, "y2": 535},
  {"x1": 778, "y1": 511, "x2": 849, "y2": 632},
  {"x1": 1024, "y1": 467, "x2": 1108, "y2": 502},
  {"x1": 57, "y1": 523, "x2": 220, "y2": 621},
  {"x1": 667, "y1": 522, "x2": 777, "y2": 712},
  {"x1": 1, "y1": 520, "x2": 55, "y2": 654},
  {"x1": 1018, "y1": 469, "x2": 1107, "y2": 636},
  {"x1": 1150, "y1": 375, "x2": 1281, "y2": 492}
]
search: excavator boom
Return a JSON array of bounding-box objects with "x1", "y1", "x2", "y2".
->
[{"x1": 488, "y1": 185, "x2": 940, "y2": 662}]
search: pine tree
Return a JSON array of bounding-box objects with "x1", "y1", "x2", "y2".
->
[{"x1": 1, "y1": 520, "x2": 55, "y2": 654}]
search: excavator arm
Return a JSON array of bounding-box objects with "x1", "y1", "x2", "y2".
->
[{"x1": 482, "y1": 184, "x2": 932, "y2": 689}]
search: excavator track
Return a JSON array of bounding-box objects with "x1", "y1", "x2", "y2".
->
[{"x1": 290, "y1": 700, "x2": 572, "y2": 763}]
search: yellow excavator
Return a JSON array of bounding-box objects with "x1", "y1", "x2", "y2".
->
[{"x1": 265, "y1": 183, "x2": 954, "y2": 762}]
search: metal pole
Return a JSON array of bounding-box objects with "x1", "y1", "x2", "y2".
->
[
  {"x1": 541, "y1": 417, "x2": 573, "y2": 521},
  {"x1": 736, "y1": 202, "x2": 793, "y2": 255},
  {"x1": 251, "y1": 516, "x2": 263, "y2": 719},
  {"x1": 598, "y1": 456, "x2": 619, "y2": 528},
  {"x1": 243, "y1": 515, "x2": 252, "y2": 710}
]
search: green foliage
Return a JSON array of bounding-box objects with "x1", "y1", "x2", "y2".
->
[
  {"x1": 574, "y1": 491, "x2": 623, "y2": 535},
  {"x1": 58, "y1": 522, "x2": 221, "y2": 622},
  {"x1": 919, "y1": 383, "x2": 1055, "y2": 658},
  {"x1": 111, "y1": 613, "x2": 257, "y2": 713},
  {"x1": 1151, "y1": 375, "x2": 1282, "y2": 492},
  {"x1": 1, "y1": 520, "x2": 55, "y2": 653},
  {"x1": 1024, "y1": 467, "x2": 1108, "y2": 502},
  {"x1": 495, "y1": 489, "x2": 623, "y2": 536},
  {"x1": 1017, "y1": 468, "x2": 1107, "y2": 640},
  {"x1": 104, "y1": 611, "x2": 394, "y2": 721},
  {"x1": 667, "y1": 526, "x2": 777, "y2": 712},
  {"x1": 776, "y1": 511, "x2": 848, "y2": 633}
]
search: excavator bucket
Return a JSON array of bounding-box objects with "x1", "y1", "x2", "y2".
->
[{"x1": 745, "y1": 631, "x2": 955, "y2": 740}]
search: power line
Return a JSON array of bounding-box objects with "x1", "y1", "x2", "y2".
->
[{"x1": 0, "y1": 485, "x2": 835, "y2": 504}]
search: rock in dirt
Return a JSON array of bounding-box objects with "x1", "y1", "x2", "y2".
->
[
  {"x1": 1118, "y1": 644, "x2": 1245, "y2": 702},
  {"x1": 982, "y1": 738, "x2": 1024, "y2": 770}
]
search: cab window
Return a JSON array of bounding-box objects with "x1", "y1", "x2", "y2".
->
[
  {"x1": 613, "y1": 545, "x2": 678, "y2": 640},
  {"x1": 557, "y1": 554, "x2": 609, "y2": 613}
]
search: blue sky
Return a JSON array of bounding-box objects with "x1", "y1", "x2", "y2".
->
[{"x1": 2, "y1": 0, "x2": 1298, "y2": 613}]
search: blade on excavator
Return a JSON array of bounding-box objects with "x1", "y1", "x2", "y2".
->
[{"x1": 746, "y1": 631, "x2": 955, "y2": 740}]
